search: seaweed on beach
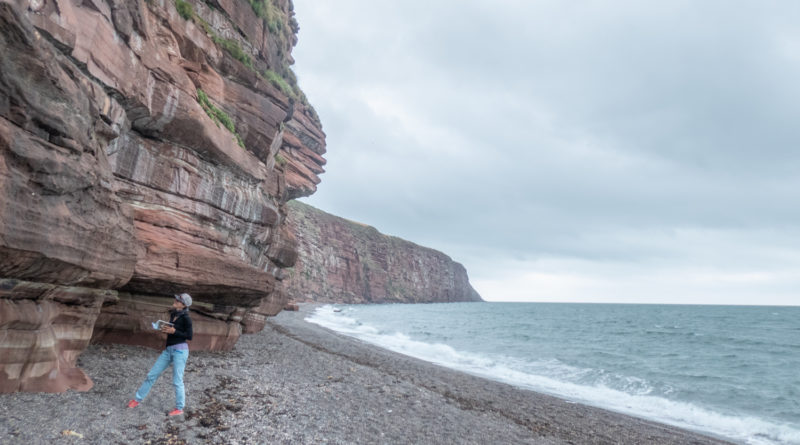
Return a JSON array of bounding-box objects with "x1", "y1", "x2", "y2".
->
[
  {"x1": 189, "y1": 375, "x2": 255, "y2": 441},
  {"x1": 139, "y1": 423, "x2": 187, "y2": 445}
]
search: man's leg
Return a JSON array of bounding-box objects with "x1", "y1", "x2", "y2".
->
[
  {"x1": 171, "y1": 349, "x2": 189, "y2": 410},
  {"x1": 134, "y1": 350, "x2": 171, "y2": 402}
]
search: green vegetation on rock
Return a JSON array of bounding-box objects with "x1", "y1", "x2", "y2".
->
[
  {"x1": 213, "y1": 35, "x2": 253, "y2": 69},
  {"x1": 247, "y1": 0, "x2": 288, "y2": 42},
  {"x1": 262, "y1": 69, "x2": 294, "y2": 98},
  {"x1": 246, "y1": 0, "x2": 269, "y2": 19},
  {"x1": 175, "y1": 2, "x2": 252, "y2": 69},
  {"x1": 186, "y1": 0, "x2": 321, "y2": 127},
  {"x1": 197, "y1": 89, "x2": 246, "y2": 148},
  {"x1": 175, "y1": 0, "x2": 194, "y2": 20},
  {"x1": 245, "y1": 0, "x2": 321, "y2": 123}
]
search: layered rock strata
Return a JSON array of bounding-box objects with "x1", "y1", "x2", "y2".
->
[
  {"x1": 0, "y1": 0, "x2": 325, "y2": 392},
  {"x1": 284, "y1": 201, "x2": 482, "y2": 304}
]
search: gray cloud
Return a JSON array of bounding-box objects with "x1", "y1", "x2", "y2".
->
[{"x1": 292, "y1": 0, "x2": 800, "y2": 304}]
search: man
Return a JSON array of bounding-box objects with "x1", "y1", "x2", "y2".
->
[{"x1": 127, "y1": 293, "x2": 194, "y2": 416}]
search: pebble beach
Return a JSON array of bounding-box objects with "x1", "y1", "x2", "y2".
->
[{"x1": 0, "y1": 306, "x2": 736, "y2": 445}]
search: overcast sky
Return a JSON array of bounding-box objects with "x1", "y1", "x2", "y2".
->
[{"x1": 290, "y1": 0, "x2": 800, "y2": 305}]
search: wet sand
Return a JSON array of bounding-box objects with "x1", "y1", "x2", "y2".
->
[{"x1": 0, "y1": 306, "x2": 736, "y2": 444}]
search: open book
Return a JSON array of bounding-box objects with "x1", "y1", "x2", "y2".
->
[{"x1": 151, "y1": 320, "x2": 174, "y2": 330}]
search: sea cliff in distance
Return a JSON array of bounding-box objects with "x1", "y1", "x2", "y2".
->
[{"x1": 284, "y1": 200, "x2": 482, "y2": 304}]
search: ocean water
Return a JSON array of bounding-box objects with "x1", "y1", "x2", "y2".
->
[{"x1": 306, "y1": 302, "x2": 800, "y2": 445}]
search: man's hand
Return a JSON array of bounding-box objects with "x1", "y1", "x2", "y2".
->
[{"x1": 160, "y1": 325, "x2": 176, "y2": 334}]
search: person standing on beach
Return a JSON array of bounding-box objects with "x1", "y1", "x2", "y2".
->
[{"x1": 127, "y1": 293, "x2": 194, "y2": 416}]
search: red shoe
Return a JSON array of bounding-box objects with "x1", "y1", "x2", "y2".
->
[
  {"x1": 126, "y1": 400, "x2": 139, "y2": 408},
  {"x1": 168, "y1": 409, "x2": 184, "y2": 416}
]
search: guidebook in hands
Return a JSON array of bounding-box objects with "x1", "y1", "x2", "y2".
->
[{"x1": 151, "y1": 320, "x2": 174, "y2": 330}]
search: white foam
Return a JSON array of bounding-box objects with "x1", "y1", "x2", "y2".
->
[{"x1": 306, "y1": 305, "x2": 800, "y2": 445}]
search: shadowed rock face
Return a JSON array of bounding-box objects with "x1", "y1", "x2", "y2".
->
[
  {"x1": 0, "y1": 0, "x2": 324, "y2": 392},
  {"x1": 284, "y1": 201, "x2": 483, "y2": 304}
]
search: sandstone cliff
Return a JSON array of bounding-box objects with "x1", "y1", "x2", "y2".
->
[
  {"x1": 284, "y1": 201, "x2": 482, "y2": 304},
  {"x1": 0, "y1": 0, "x2": 324, "y2": 392}
]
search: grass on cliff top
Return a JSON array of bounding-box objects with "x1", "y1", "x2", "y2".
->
[{"x1": 197, "y1": 89, "x2": 246, "y2": 149}]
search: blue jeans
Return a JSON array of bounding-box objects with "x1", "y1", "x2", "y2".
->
[{"x1": 134, "y1": 346, "x2": 189, "y2": 410}]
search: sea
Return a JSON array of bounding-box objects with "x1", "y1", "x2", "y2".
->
[{"x1": 306, "y1": 302, "x2": 800, "y2": 445}]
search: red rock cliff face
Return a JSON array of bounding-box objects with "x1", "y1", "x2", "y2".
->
[
  {"x1": 0, "y1": 0, "x2": 324, "y2": 392},
  {"x1": 284, "y1": 201, "x2": 482, "y2": 304}
]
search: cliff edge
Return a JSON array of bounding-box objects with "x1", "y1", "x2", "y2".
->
[{"x1": 284, "y1": 201, "x2": 483, "y2": 304}]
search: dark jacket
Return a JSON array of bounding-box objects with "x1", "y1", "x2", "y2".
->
[{"x1": 166, "y1": 308, "x2": 193, "y2": 347}]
